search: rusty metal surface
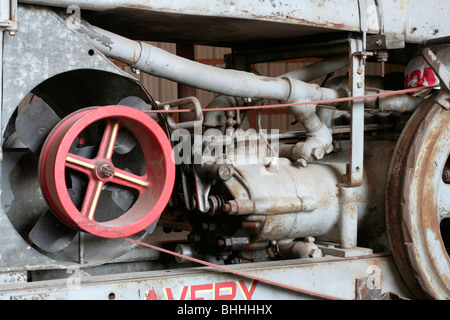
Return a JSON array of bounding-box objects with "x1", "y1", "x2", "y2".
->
[
  {"x1": 421, "y1": 43, "x2": 450, "y2": 92},
  {"x1": 20, "y1": 0, "x2": 362, "y2": 47},
  {"x1": 0, "y1": 254, "x2": 412, "y2": 300},
  {"x1": 386, "y1": 92, "x2": 450, "y2": 299},
  {"x1": 356, "y1": 276, "x2": 382, "y2": 300},
  {"x1": 347, "y1": 38, "x2": 365, "y2": 187},
  {"x1": 18, "y1": 0, "x2": 450, "y2": 46}
]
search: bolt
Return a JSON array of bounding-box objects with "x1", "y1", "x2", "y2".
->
[
  {"x1": 356, "y1": 67, "x2": 364, "y2": 75},
  {"x1": 375, "y1": 39, "x2": 383, "y2": 46},
  {"x1": 223, "y1": 200, "x2": 239, "y2": 215},
  {"x1": 443, "y1": 169, "x2": 450, "y2": 183},
  {"x1": 357, "y1": 82, "x2": 364, "y2": 89},
  {"x1": 296, "y1": 158, "x2": 308, "y2": 167},
  {"x1": 218, "y1": 164, "x2": 233, "y2": 181},
  {"x1": 332, "y1": 140, "x2": 341, "y2": 153},
  {"x1": 97, "y1": 163, "x2": 115, "y2": 179},
  {"x1": 270, "y1": 240, "x2": 280, "y2": 254}
]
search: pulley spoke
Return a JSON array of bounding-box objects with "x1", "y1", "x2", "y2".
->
[
  {"x1": 111, "y1": 168, "x2": 151, "y2": 194},
  {"x1": 80, "y1": 179, "x2": 104, "y2": 221},
  {"x1": 97, "y1": 120, "x2": 120, "y2": 160},
  {"x1": 66, "y1": 153, "x2": 96, "y2": 175}
]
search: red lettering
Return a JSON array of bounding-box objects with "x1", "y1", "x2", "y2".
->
[
  {"x1": 406, "y1": 69, "x2": 424, "y2": 88},
  {"x1": 214, "y1": 281, "x2": 237, "y2": 300},
  {"x1": 164, "y1": 288, "x2": 174, "y2": 300},
  {"x1": 191, "y1": 283, "x2": 213, "y2": 300},
  {"x1": 424, "y1": 67, "x2": 437, "y2": 85},
  {"x1": 237, "y1": 280, "x2": 258, "y2": 300},
  {"x1": 146, "y1": 290, "x2": 158, "y2": 300},
  {"x1": 165, "y1": 286, "x2": 188, "y2": 300},
  {"x1": 149, "y1": 280, "x2": 259, "y2": 301},
  {"x1": 405, "y1": 67, "x2": 437, "y2": 88}
]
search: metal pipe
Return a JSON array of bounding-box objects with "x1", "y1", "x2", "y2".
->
[
  {"x1": 76, "y1": 20, "x2": 290, "y2": 100},
  {"x1": 334, "y1": 88, "x2": 424, "y2": 113},
  {"x1": 338, "y1": 186, "x2": 358, "y2": 249},
  {"x1": 75, "y1": 20, "x2": 342, "y2": 102},
  {"x1": 157, "y1": 97, "x2": 203, "y2": 130},
  {"x1": 377, "y1": 92, "x2": 424, "y2": 113},
  {"x1": 281, "y1": 54, "x2": 349, "y2": 82},
  {"x1": 75, "y1": 20, "x2": 337, "y2": 164},
  {"x1": 281, "y1": 77, "x2": 334, "y2": 166}
]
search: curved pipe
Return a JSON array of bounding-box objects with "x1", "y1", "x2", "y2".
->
[
  {"x1": 281, "y1": 77, "x2": 335, "y2": 165},
  {"x1": 203, "y1": 95, "x2": 246, "y2": 128},
  {"x1": 75, "y1": 20, "x2": 338, "y2": 164}
]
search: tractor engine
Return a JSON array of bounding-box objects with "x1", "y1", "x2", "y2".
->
[
  {"x1": 166, "y1": 121, "x2": 393, "y2": 264},
  {"x1": 0, "y1": 1, "x2": 449, "y2": 301}
]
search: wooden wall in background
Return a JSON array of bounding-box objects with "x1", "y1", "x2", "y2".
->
[{"x1": 119, "y1": 42, "x2": 386, "y2": 131}]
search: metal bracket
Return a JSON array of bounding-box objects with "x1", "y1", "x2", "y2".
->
[
  {"x1": 366, "y1": 34, "x2": 405, "y2": 51},
  {"x1": 158, "y1": 96, "x2": 204, "y2": 130},
  {"x1": 420, "y1": 36, "x2": 450, "y2": 92},
  {"x1": 345, "y1": 38, "x2": 365, "y2": 188},
  {"x1": 0, "y1": 0, "x2": 19, "y2": 35},
  {"x1": 434, "y1": 91, "x2": 450, "y2": 110}
]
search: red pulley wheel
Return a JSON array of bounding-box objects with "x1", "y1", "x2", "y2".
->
[{"x1": 39, "y1": 105, "x2": 175, "y2": 238}]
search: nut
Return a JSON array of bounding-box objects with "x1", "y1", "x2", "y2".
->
[{"x1": 309, "y1": 248, "x2": 323, "y2": 258}]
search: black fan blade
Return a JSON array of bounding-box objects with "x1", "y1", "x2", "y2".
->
[
  {"x1": 118, "y1": 96, "x2": 152, "y2": 112},
  {"x1": 115, "y1": 96, "x2": 159, "y2": 154},
  {"x1": 67, "y1": 145, "x2": 96, "y2": 209},
  {"x1": 114, "y1": 129, "x2": 139, "y2": 154},
  {"x1": 29, "y1": 210, "x2": 78, "y2": 253},
  {"x1": 93, "y1": 189, "x2": 127, "y2": 222},
  {"x1": 105, "y1": 184, "x2": 137, "y2": 212},
  {"x1": 15, "y1": 99, "x2": 61, "y2": 154}
]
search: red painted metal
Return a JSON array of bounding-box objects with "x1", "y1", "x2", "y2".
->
[{"x1": 39, "y1": 105, "x2": 175, "y2": 238}]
